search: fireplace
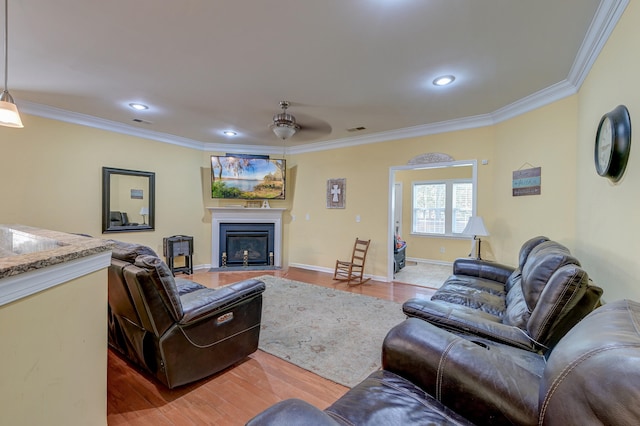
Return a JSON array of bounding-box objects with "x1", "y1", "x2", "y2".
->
[
  {"x1": 208, "y1": 207, "x2": 285, "y2": 269},
  {"x1": 220, "y1": 223, "x2": 275, "y2": 266}
]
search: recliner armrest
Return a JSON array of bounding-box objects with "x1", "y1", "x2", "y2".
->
[
  {"x1": 403, "y1": 299, "x2": 537, "y2": 351},
  {"x1": 452, "y1": 258, "x2": 515, "y2": 284},
  {"x1": 180, "y1": 279, "x2": 266, "y2": 324},
  {"x1": 382, "y1": 318, "x2": 542, "y2": 426},
  {"x1": 246, "y1": 399, "x2": 340, "y2": 426}
]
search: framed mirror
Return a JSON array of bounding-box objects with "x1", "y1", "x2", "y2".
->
[{"x1": 102, "y1": 167, "x2": 155, "y2": 233}]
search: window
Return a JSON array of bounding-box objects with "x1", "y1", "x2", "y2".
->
[{"x1": 412, "y1": 180, "x2": 473, "y2": 235}]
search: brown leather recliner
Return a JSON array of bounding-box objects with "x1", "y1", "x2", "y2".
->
[
  {"x1": 247, "y1": 299, "x2": 640, "y2": 425},
  {"x1": 403, "y1": 236, "x2": 603, "y2": 353},
  {"x1": 107, "y1": 240, "x2": 265, "y2": 388}
]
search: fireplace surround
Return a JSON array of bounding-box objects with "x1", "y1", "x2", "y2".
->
[{"x1": 208, "y1": 207, "x2": 285, "y2": 269}]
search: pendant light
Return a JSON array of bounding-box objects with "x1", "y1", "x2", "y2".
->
[{"x1": 0, "y1": 0, "x2": 23, "y2": 128}]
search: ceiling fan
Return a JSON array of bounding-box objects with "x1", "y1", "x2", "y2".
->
[
  {"x1": 268, "y1": 101, "x2": 332, "y2": 142},
  {"x1": 270, "y1": 101, "x2": 299, "y2": 140}
]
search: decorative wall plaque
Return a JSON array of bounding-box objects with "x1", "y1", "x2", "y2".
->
[
  {"x1": 407, "y1": 152, "x2": 455, "y2": 165},
  {"x1": 327, "y1": 178, "x2": 346, "y2": 209}
]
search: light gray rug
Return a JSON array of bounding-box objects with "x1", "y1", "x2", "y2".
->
[{"x1": 256, "y1": 275, "x2": 407, "y2": 388}]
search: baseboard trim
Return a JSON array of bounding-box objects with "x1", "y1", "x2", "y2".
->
[
  {"x1": 405, "y1": 258, "x2": 453, "y2": 268},
  {"x1": 288, "y1": 262, "x2": 389, "y2": 283}
]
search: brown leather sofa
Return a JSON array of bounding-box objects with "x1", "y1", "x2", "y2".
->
[
  {"x1": 107, "y1": 240, "x2": 265, "y2": 388},
  {"x1": 247, "y1": 299, "x2": 640, "y2": 425},
  {"x1": 403, "y1": 236, "x2": 603, "y2": 352}
]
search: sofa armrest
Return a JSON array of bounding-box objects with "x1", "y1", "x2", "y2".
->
[
  {"x1": 246, "y1": 399, "x2": 340, "y2": 426},
  {"x1": 382, "y1": 318, "x2": 542, "y2": 426},
  {"x1": 179, "y1": 279, "x2": 266, "y2": 324},
  {"x1": 453, "y1": 258, "x2": 515, "y2": 284},
  {"x1": 402, "y1": 298, "x2": 537, "y2": 351}
]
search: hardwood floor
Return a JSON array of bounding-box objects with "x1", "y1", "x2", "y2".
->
[{"x1": 107, "y1": 267, "x2": 436, "y2": 425}]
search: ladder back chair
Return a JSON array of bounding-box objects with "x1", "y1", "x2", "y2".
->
[{"x1": 333, "y1": 238, "x2": 371, "y2": 285}]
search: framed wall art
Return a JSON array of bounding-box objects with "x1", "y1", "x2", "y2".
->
[{"x1": 327, "y1": 178, "x2": 346, "y2": 208}]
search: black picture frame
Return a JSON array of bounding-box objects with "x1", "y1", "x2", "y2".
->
[{"x1": 102, "y1": 167, "x2": 155, "y2": 233}]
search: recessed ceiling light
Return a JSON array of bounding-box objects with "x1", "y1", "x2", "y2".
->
[
  {"x1": 433, "y1": 75, "x2": 456, "y2": 86},
  {"x1": 223, "y1": 130, "x2": 237, "y2": 136},
  {"x1": 129, "y1": 103, "x2": 149, "y2": 110}
]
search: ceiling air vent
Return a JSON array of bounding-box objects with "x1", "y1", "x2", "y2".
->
[
  {"x1": 347, "y1": 126, "x2": 366, "y2": 132},
  {"x1": 132, "y1": 118, "x2": 153, "y2": 124}
]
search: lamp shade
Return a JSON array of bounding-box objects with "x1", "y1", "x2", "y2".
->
[
  {"x1": 0, "y1": 98, "x2": 23, "y2": 128},
  {"x1": 139, "y1": 207, "x2": 149, "y2": 215},
  {"x1": 462, "y1": 216, "x2": 489, "y2": 237}
]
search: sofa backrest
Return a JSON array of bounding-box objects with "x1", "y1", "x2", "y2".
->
[
  {"x1": 108, "y1": 240, "x2": 184, "y2": 337},
  {"x1": 505, "y1": 239, "x2": 602, "y2": 350},
  {"x1": 540, "y1": 299, "x2": 640, "y2": 425},
  {"x1": 517, "y1": 236, "x2": 549, "y2": 270},
  {"x1": 133, "y1": 255, "x2": 184, "y2": 322},
  {"x1": 520, "y1": 241, "x2": 579, "y2": 311},
  {"x1": 109, "y1": 240, "x2": 159, "y2": 263},
  {"x1": 526, "y1": 264, "x2": 594, "y2": 349}
]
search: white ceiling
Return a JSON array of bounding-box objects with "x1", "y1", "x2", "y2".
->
[{"x1": 5, "y1": 0, "x2": 626, "y2": 154}]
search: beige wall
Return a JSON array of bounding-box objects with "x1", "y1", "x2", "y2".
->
[
  {"x1": 287, "y1": 126, "x2": 495, "y2": 278},
  {"x1": 0, "y1": 269, "x2": 108, "y2": 425},
  {"x1": 575, "y1": 0, "x2": 640, "y2": 302},
  {"x1": 0, "y1": 115, "x2": 210, "y2": 265},
  {"x1": 490, "y1": 96, "x2": 579, "y2": 264}
]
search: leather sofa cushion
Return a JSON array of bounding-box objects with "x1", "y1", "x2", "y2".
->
[
  {"x1": 179, "y1": 279, "x2": 266, "y2": 324},
  {"x1": 109, "y1": 240, "x2": 158, "y2": 263},
  {"x1": 503, "y1": 281, "x2": 529, "y2": 329},
  {"x1": 326, "y1": 370, "x2": 473, "y2": 425},
  {"x1": 521, "y1": 241, "x2": 580, "y2": 311},
  {"x1": 517, "y1": 236, "x2": 549, "y2": 269},
  {"x1": 134, "y1": 255, "x2": 183, "y2": 321},
  {"x1": 526, "y1": 264, "x2": 590, "y2": 346},
  {"x1": 431, "y1": 279, "x2": 506, "y2": 318},
  {"x1": 540, "y1": 299, "x2": 640, "y2": 425}
]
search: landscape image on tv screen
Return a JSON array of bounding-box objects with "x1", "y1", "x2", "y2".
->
[{"x1": 211, "y1": 155, "x2": 286, "y2": 199}]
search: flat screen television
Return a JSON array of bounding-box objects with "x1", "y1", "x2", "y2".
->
[{"x1": 211, "y1": 155, "x2": 286, "y2": 199}]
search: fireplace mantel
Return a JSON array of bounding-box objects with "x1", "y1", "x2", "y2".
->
[{"x1": 207, "y1": 207, "x2": 285, "y2": 268}]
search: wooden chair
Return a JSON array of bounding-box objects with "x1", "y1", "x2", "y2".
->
[{"x1": 333, "y1": 238, "x2": 371, "y2": 285}]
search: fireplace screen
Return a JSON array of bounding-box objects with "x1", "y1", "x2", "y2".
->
[{"x1": 220, "y1": 223, "x2": 275, "y2": 266}]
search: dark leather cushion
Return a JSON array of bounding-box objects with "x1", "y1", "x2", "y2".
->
[
  {"x1": 521, "y1": 241, "x2": 579, "y2": 311},
  {"x1": 503, "y1": 282, "x2": 530, "y2": 329},
  {"x1": 134, "y1": 255, "x2": 183, "y2": 321},
  {"x1": 326, "y1": 370, "x2": 473, "y2": 425},
  {"x1": 540, "y1": 299, "x2": 640, "y2": 425},
  {"x1": 109, "y1": 240, "x2": 158, "y2": 263},
  {"x1": 517, "y1": 236, "x2": 549, "y2": 269},
  {"x1": 247, "y1": 399, "x2": 341, "y2": 425},
  {"x1": 431, "y1": 279, "x2": 506, "y2": 318}
]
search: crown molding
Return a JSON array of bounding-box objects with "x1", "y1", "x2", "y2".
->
[
  {"x1": 18, "y1": 0, "x2": 626, "y2": 155},
  {"x1": 568, "y1": 0, "x2": 629, "y2": 88},
  {"x1": 18, "y1": 101, "x2": 209, "y2": 150}
]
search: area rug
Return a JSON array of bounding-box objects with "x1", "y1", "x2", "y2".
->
[{"x1": 256, "y1": 275, "x2": 407, "y2": 388}]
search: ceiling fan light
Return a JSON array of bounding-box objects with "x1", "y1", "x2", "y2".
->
[
  {"x1": 270, "y1": 101, "x2": 300, "y2": 140},
  {"x1": 0, "y1": 95, "x2": 24, "y2": 128},
  {"x1": 271, "y1": 124, "x2": 297, "y2": 140}
]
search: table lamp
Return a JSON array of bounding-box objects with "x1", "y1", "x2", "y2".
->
[
  {"x1": 139, "y1": 207, "x2": 149, "y2": 225},
  {"x1": 462, "y1": 216, "x2": 489, "y2": 260}
]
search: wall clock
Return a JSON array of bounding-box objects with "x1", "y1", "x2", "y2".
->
[{"x1": 594, "y1": 104, "x2": 631, "y2": 182}]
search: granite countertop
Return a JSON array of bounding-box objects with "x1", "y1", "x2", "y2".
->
[{"x1": 0, "y1": 225, "x2": 113, "y2": 279}]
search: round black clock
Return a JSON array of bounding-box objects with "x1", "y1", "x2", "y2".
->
[{"x1": 594, "y1": 105, "x2": 631, "y2": 182}]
